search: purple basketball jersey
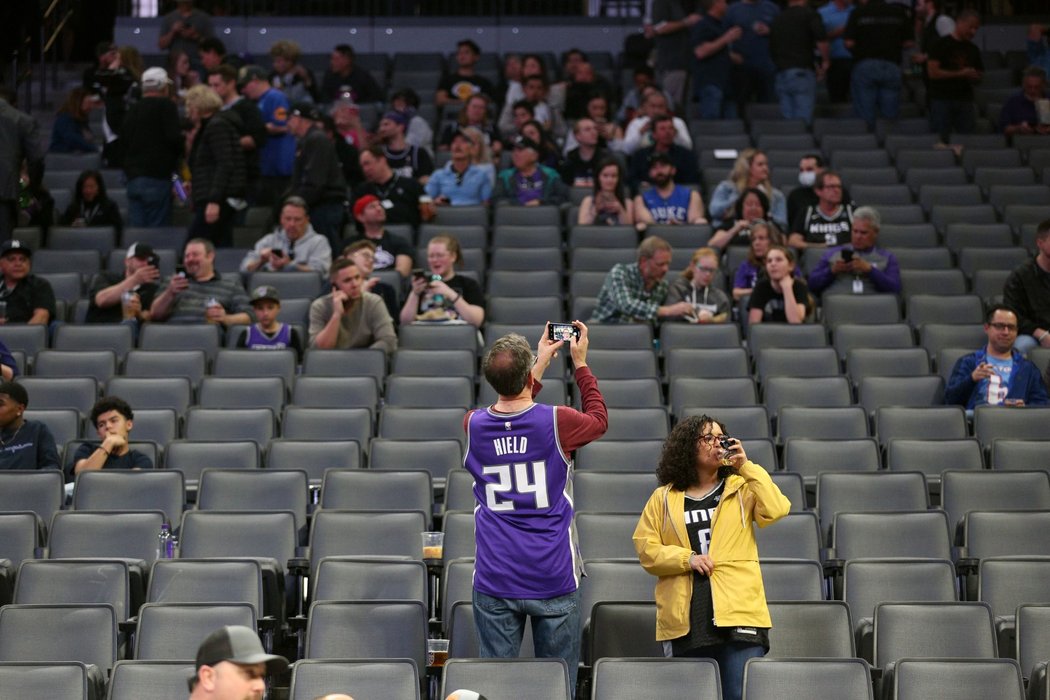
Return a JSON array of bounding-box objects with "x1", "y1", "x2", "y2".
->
[
  {"x1": 464, "y1": 403, "x2": 582, "y2": 599},
  {"x1": 246, "y1": 323, "x2": 292, "y2": 350}
]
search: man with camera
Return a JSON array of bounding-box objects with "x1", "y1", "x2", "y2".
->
[
  {"x1": 241, "y1": 196, "x2": 332, "y2": 275},
  {"x1": 308, "y1": 258, "x2": 397, "y2": 354},
  {"x1": 465, "y1": 322, "x2": 607, "y2": 695},
  {"x1": 807, "y1": 205, "x2": 900, "y2": 297},
  {"x1": 86, "y1": 242, "x2": 161, "y2": 327}
]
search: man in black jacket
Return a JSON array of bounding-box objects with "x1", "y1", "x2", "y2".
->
[
  {"x1": 121, "y1": 68, "x2": 183, "y2": 227},
  {"x1": 207, "y1": 65, "x2": 267, "y2": 206},
  {"x1": 287, "y1": 102, "x2": 347, "y2": 250},
  {"x1": 0, "y1": 88, "x2": 43, "y2": 240}
]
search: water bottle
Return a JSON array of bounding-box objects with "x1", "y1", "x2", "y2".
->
[
  {"x1": 171, "y1": 174, "x2": 189, "y2": 203},
  {"x1": 430, "y1": 274, "x2": 445, "y2": 306},
  {"x1": 158, "y1": 523, "x2": 175, "y2": 559}
]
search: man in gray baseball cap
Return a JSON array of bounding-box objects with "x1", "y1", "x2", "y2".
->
[{"x1": 188, "y1": 625, "x2": 288, "y2": 699}]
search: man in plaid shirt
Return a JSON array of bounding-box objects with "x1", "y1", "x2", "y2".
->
[{"x1": 589, "y1": 237, "x2": 694, "y2": 324}]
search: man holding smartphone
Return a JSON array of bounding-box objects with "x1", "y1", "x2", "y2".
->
[
  {"x1": 86, "y1": 242, "x2": 161, "y2": 327},
  {"x1": 240, "y1": 196, "x2": 332, "y2": 274},
  {"x1": 807, "y1": 206, "x2": 900, "y2": 297}
]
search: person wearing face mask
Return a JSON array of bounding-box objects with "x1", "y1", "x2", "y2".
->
[
  {"x1": 665, "y1": 247, "x2": 731, "y2": 323},
  {"x1": 785, "y1": 153, "x2": 853, "y2": 227},
  {"x1": 747, "y1": 244, "x2": 812, "y2": 325}
]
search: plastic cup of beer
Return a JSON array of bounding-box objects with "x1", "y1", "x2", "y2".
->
[
  {"x1": 427, "y1": 638, "x2": 449, "y2": 667},
  {"x1": 422, "y1": 531, "x2": 444, "y2": 561}
]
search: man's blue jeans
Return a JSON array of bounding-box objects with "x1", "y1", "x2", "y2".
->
[
  {"x1": 127, "y1": 176, "x2": 173, "y2": 227},
  {"x1": 851, "y1": 58, "x2": 902, "y2": 128},
  {"x1": 775, "y1": 68, "x2": 817, "y2": 124},
  {"x1": 695, "y1": 84, "x2": 738, "y2": 120},
  {"x1": 473, "y1": 588, "x2": 581, "y2": 697}
]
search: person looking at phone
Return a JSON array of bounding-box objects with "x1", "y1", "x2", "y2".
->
[
  {"x1": 806, "y1": 206, "x2": 900, "y2": 297},
  {"x1": 86, "y1": 242, "x2": 161, "y2": 329},
  {"x1": 400, "y1": 234, "x2": 485, "y2": 327},
  {"x1": 240, "y1": 196, "x2": 332, "y2": 274},
  {"x1": 308, "y1": 258, "x2": 397, "y2": 354},
  {"x1": 464, "y1": 323, "x2": 607, "y2": 695},
  {"x1": 944, "y1": 304, "x2": 1049, "y2": 411},
  {"x1": 577, "y1": 157, "x2": 635, "y2": 226},
  {"x1": 747, "y1": 245, "x2": 812, "y2": 325},
  {"x1": 633, "y1": 414, "x2": 789, "y2": 700},
  {"x1": 151, "y1": 238, "x2": 253, "y2": 326},
  {"x1": 424, "y1": 129, "x2": 492, "y2": 207}
]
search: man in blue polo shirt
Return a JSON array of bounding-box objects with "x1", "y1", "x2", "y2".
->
[{"x1": 239, "y1": 65, "x2": 295, "y2": 207}]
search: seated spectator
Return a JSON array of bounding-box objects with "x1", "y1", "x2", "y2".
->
[
  {"x1": 578, "y1": 158, "x2": 635, "y2": 226},
  {"x1": 1003, "y1": 218, "x2": 1050, "y2": 355},
  {"x1": 309, "y1": 258, "x2": 397, "y2": 353},
  {"x1": 168, "y1": 48, "x2": 201, "y2": 95},
  {"x1": 945, "y1": 304, "x2": 1049, "y2": 410},
  {"x1": 633, "y1": 153, "x2": 706, "y2": 227},
  {"x1": 237, "y1": 285, "x2": 305, "y2": 359},
  {"x1": 435, "y1": 39, "x2": 497, "y2": 109},
  {"x1": 86, "y1": 242, "x2": 161, "y2": 327},
  {"x1": 15, "y1": 167, "x2": 54, "y2": 235},
  {"x1": 241, "y1": 197, "x2": 332, "y2": 275},
  {"x1": 520, "y1": 119, "x2": 562, "y2": 170},
  {"x1": 1028, "y1": 23, "x2": 1050, "y2": 74},
  {"x1": 0, "y1": 340, "x2": 18, "y2": 380},
  {"x1": 462, "y1": 126, "x2": 497, "y2": 186},
  {"x1": 268, "y1": 39, "x2": 317, "y2": 104},
  {"x1": 150, "y1": 238, "x2": 253, "y2": 326},
  {"x1": 590, "y1": 237, "x2": 694, "y2": 323},
  {"x1": 389, "y1": 88, "x2": 435, "y2": 155},
  {"x1": 732, "y1": 220, "x2": 786, "y2": 301},
  {"x1": 198, "y1": 36, "x2": 244, "y2": 72},
  {"x1": 503, "y1": 53, "x2": 547, "y2": 107},
  {"x1": 353, "y1": 145, "x2": 424, "y2": 228},
  {"x1": 0, "y1": 240, "x2": 55, "y2": 325},
  {"x1": 785, "y1": 153, "x2": 849, "y2": 227},
  {"x1": 493, "y1": 135, "x2": 569, "y2": 206},
  {"x1": 665, "y1": 246, "x2": 731, "y2": 323},
  {"x1": 342, "y1": 239, "x2": 400, "y2": 321},
  {"x1": 343, "y1": 193, "x2": 414, "y2": 277},
  {"x1": 425, "y1": 129, "x2": 492, "y2": 207},
  {"x1": 559, "y1": 118, "x2": 609, "y2": 188},
  {"x1": 709, "y1": 148, "x2": 788, "y2": 229},
  {"x1": 330, "y1": 97, "x2": 370, "y2": 148},
  {"x1": 437, "y1": 94, "x2": 501, "y2": 157},
  {"x1": 400, "y1": 234, "x2": 485, "y2": 327},
  {"x1": 497, "y1": 73, "x2": 567, "y2": 142},
  {"x1": 320, "y1": 43, "x2": 383, "y2": 105},
  {"x1": 622, "y1": 89, "x2": 692, "y2": 156},
  {"x1": 628, "y1": 114, "x2": 700, "y2": 191},
  {"x1": 49, "y1": 87, "x2": 100, "y2": 153},
  {"x1": 709, "y1": 187, "x2": 773, "y2": 248},
  {"x1": 0, "y1": 380, "x2": 60, "y2": 470},
  {"x1": 807, "y1": 206, "x2": 901, "y2": 296},
  {"x1": 188, "y1": 625, "x2": 288, "y2": 699},
  {"x1": 582, "y1": 93, "x2": 624, "y2": 151},
  {"x1": 71, "y1": 396, "x2": 153, "y2": 482},
  {"x1": 617, "y1": 65, "x2": 674, "y2": 124},
  {"x1": 748, "y1": 244, "x2": 812, "y2": 324},
  {"x1": 563, "y1": 60, "x2": 615, "y2": 121},
  {"x1": 788, "y1": 170, "x2": 853, "y2": 250},
  {"x1": 1000, "y1": 66, "x2": 1050, "y2": 137},
  {"x1": 58, "y1": 170, "x2": 124, "y2": 233}
]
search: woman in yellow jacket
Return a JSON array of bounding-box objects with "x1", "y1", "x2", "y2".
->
[{"x1": 633, "y1": 414, "x2": 791, "y2": 700}]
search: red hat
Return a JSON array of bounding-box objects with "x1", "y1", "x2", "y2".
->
[{"x1": 352, "y1": 194, "x2": 380, "y2": 219}]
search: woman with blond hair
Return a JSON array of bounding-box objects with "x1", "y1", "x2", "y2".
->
[
  {"x1": 184, "y1": 84, "x2": 245, "y2": 247},
  {"x1": 708, "y1": 149, "x2": 787, "y2": 230}
]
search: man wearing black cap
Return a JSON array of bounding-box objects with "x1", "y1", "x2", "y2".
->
[
  {"x1": 0, "y1": 241, "x2": 55, "y2": 325},
  {"x1": 377, "y1": 110, "x2": 434, "y2": 184},
  {"x1": 86, "y1": 242, "x2": 162, "y2": 326},
  {"x1": 633, "y1": 152, "x2": 706, "y2": 227},
  {"x1": 493, "y1": 135, "x2": 569, "y2": 206},
  {"x1": 237, "y1": 285, "x2": 304, "y2": 360},
  {"x1": 286, "y1": 102, "x2": 348, "y2": 250},
  {"x1": 0, "y1": 380, "x2": 60, "y2": 471},
  {"x1": 188, "y1": 625, "x2": 288, "y2": 700}
]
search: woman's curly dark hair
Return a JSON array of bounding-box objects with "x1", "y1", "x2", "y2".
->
[{"x1": 656, "y1": 414, "x2": 730, "y2": 490}]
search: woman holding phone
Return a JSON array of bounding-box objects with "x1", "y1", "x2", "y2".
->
[
  {"x1": 577, "y1": 157, "x2": 635, "y2": 226},
  {"x1": 633, "y1": 414, "x2": 790, "y2": 700},
  {"x1": 400, "y1": 234, "x2": 485, "y2": 327}
]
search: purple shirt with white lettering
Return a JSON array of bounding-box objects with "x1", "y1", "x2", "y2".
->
[{"x1": 464, "y1": 402, "x2": 581, "y2": 599}]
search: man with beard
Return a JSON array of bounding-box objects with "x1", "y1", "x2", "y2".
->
[{"x1": 633, "y1": 153, "x2": 705, "y2": 226}]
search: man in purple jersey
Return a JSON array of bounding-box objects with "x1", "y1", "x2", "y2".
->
[{"x1": 464, "y1": 322, "x2": 608, "y2": 696}]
